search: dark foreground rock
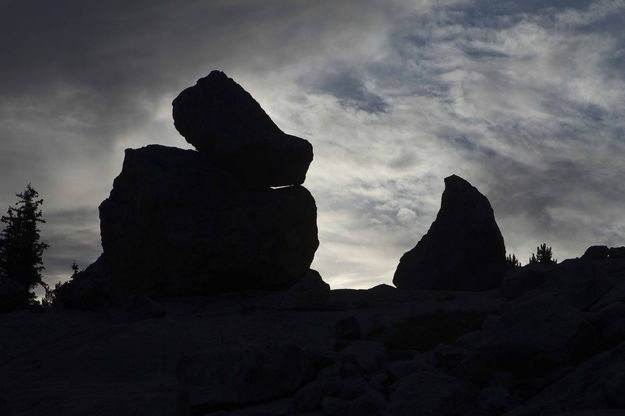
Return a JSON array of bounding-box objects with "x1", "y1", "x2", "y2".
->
[
  {"x1": 508, "y1": 340, "x2": 625, "y2": 415},
  {"x1": 278, "y1": 269, "x2": 331, "y2": 310},
  {"x1": 477, "y1": 294, "x2": 598, "y2": 374},
  {"x1": 172, "y1": 71, "x2": 313, "y2": 188},
  {"x1": 55, "y1": 255, "x2": 115, "y2": 309},
  {"x1": 386, "y1": 370, "x2": 478, "y2": 416},
  {"x1": 498, "y1": 262, "x2": 556, "y2": 300},
  {"x1": 393, "y1": 175, "x2": 506, "y2": 291},
  {"x1": 177, "y1": 344, "x2": 311, "y2": 415},
  {"x1": 98, "y1": 144, "x2": 318, "y2": 297},
  {"x1": 3, "y1": 265, "x2": 625, "y2": 415},
  {"x1": 126, "y1": 295, "x2": 166, "y2": 321}
]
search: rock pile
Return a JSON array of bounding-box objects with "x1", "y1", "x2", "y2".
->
[
  {"x1": 60, "y1": 71, "x2": 319, "y2": 304},
  {"x1": 171, "y1": 250, "x2": 625, "y2": 415},
  {"x1": 4, "y1": 244, "x2": 625, "y2": 414},
  {"x1": 393, "y1": 174, "x2": 506, "y2": 291}
]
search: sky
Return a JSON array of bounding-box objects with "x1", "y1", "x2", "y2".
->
[{"x1": 1, "y1": 0, "x2": 625, "y2": 289}]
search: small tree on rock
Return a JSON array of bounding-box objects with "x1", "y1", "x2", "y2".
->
[
  {"x1": 529, "y1": 243, "x2": 557, "y2": 265},
  {"x1": 505, "y1": 253, "x2": 521, "y2": 268},
  {"x1": 0, "y1": 184, "x2": 49, "y2": 303}
]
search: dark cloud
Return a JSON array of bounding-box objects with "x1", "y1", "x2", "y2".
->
[{"x1": 306, "y1": 70, "x2": 389, "y2": 113}]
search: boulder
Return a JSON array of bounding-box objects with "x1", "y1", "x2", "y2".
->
[
  {"x1": 177, "y1": 344, "x2": 311, "y2": 415},
  {"x1": 498, "y1": 262, "x2": 556, "y2": 300},
  {"x1": 172, "y1": 70, "x2": 313, "y2": 188},
  {"x1": 335, "y1": 316, "x2": 362, "y2": 349},
  {"x1": 589, "y1": 258, "x2": 625, "y2": 310},
  {"x1": 477, "y1": 294, "x2": 598, "y2": 373},
  {"x1": 340, "y1": 341, "x2": 386, "y2": 374},
  {"x1": 500, "y1": 258, "x2": 613, "y2": 311},
  {"x1": 595, "y1": 301, "x2": 625, "y2": 345},
  {"x1": 321, "y1": 397, "x2": 348, "y2": 415},
  {"x1": 54, "y1": 255, "x2": 115, "y2": 310},
  {"x1": 99, "y1": 145, "x2": 318, "y2": 297},
  {"x1": 608, "y1": 246, "x2": 625, "y2": 259},
  {"x1": 386, "y1": 370, "x2": 478, "y2": 416},
  {"x1": 507, "y1": 340, "x2": 625, "y2": 415},
  {"x1": 126, "y1": 295, "x2": 166, "y2": 321},
  {"x1": 582, "y1": 245, "x2": 610, "y2": 260},
  {"x1": 0, "y1": 277, "x2": 27, "y2": 312},
  {"x1": 393, "y1": 175, "x2": 506, "y2": 291},
  {"x1": 548, "y1": 259, "x2": 612, "y2": 311},
  {"x1": 293, "y1": 379, "x2": 326, "y2": 413},
  {"x1": 346, "y1": 388, "x2": 387, "y2": 416},
  {"x1": 278, "y1": 269, "x2": 330, "y2": 310}
]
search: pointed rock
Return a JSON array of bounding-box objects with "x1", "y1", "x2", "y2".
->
[
  {"x1": 393, "y1": 175, "x2": 506, "y2": 291},
  {"x1": 172, "y1": 70, "x2": 313, "y2": 188}
]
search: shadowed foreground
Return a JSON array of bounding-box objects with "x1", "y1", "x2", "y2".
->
[{"x1": 2, "y1": 257, "x2": 625, "y2": 416}]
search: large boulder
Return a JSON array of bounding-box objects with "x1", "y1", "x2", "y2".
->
[
  {"x1": 55, "y1": 255, "x2": 115, "y2": 309},
  {"x1": 172, "y1": 70, "x2": 313, "y2": 188},
  {"x1": 277, "y1": 269, "x2": 331, "y2": 310},
  {"x1": 507, "y1": 340, "x2": 625, "y2": 415},
  {"x1": 499, "y1": 259, "x2": 613, "y2": 311},
  {"x1": 386, "y1": 370, "x2": 478, "y2": 416},
  {"x1": 582, "y1": 245, "x2": 610, "y2": 260},
  {"x1": 99, "y1": 144, "x2": 318, "y2": 297},
  {"x1": 393, "y1": 175, "x2": 506, "y2": 291},
  {"x1": 477, "y1": 294, "x2": 598, "y2": 373},
  {"x1": 498, "y1": 262, "x2": 556, "y2": 300},
  {"x1": 177, "y1": 344, "x2": 311, "y2": 415},
  {"x1": 547, "y1": 259, "x2": 612, "y2": 311}
]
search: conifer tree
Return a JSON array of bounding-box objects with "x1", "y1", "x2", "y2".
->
[
  {"x1": 0, "y1": 184, "x2": 49, "y2": 302},
  {"x1": 506, "y1": 253, "x2": 521, "y2": 267},
  {"x1": 529, "y1": 243, "x2": 556, "y2": 265}
]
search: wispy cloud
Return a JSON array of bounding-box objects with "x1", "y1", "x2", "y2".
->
[{"x1": 1, "y1": 0, "x2": 624, "y2": 288}]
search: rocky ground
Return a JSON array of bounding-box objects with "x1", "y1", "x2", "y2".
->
[{"x1": 2, "y1": 253, "x2": 625, "y2": 416}]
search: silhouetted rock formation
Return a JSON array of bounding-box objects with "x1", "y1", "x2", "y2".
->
[
  {"x1": 393, "y1": 175, "x2": 506, "y2": 291},
  {"x1": 55, "y1": 255, "x2": 114, "y2": 309},
  {"x1": 58, "y1": 71, "x2": 320, "y2": 305},
  {"x1": 99, "y1": 145, "x2": 318, "y2": 297},
  {"x1": 583, "y1": 245, "x2": 610, "y2": 260},
  {"x1": 173, "y1": 71, "x2": 313, "y2": 188},
  {"x1": 278, "y1": 269, "x2": 330, "y2": 310}
]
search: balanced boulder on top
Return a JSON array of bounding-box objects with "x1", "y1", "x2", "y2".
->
[
  {"x1": 172, "y1": 70, "x2": 313, "y2": 188},
  {"x1": 393, "y1": 175, "x2": 506, "y2": 291}
]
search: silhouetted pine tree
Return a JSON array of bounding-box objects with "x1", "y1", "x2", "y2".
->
[
  {"x1": 0, "y1": 184, "x2": 49, "y2": 303},
  {"x1": 529, "y1": 243, "x2": 556, "y2": 265},
  {"x1": 506, "y1": 253, "x2": 521, "y2": 267}
]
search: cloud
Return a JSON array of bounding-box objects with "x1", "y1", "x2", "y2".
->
[
  {"x1": 305, "y1": 70, "x2": 389, "y2": 113},
  {"x1": 290, "y1": 0, "x2": 625, "y2": 280},
  {"x1": 1, "y1": 0, "x2": 624, "y2": 288}
]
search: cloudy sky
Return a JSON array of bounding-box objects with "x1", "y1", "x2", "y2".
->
[{"x1": 1, "y1": 0, "x2": 625, "y2": 289}]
